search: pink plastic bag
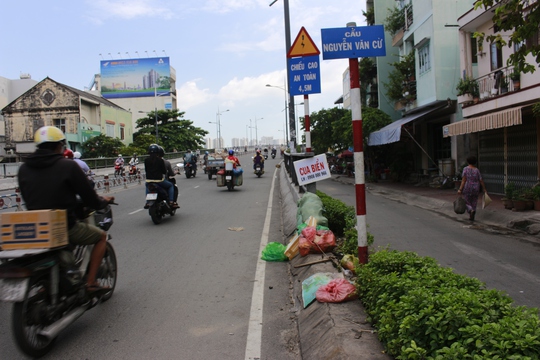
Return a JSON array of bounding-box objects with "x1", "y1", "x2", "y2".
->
[
  {"x1": 299, "y1": 228, "x2": 336, "y2": 256},
  {"x1": 315, "y1": 278, "x2": 358, "y2": 303}
]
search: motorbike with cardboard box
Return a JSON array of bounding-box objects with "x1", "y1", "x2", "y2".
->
[
  {"x1": 217, "y1": 161, "x2": 243, "y2": 191},
  {"x1": 0, "y1": 204, "x2": 118, "y2": 358}
]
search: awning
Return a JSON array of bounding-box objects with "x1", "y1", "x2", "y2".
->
[
  {"x1": 443, "y1": 106, "x2": 523, "y2": 137},
  {"x1": 368, "y1": 104, "x2": 447, "y2": 146}
]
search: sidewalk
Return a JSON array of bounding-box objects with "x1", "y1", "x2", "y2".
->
[{"x1": 332, "y1": 175, "x2": 540, "y2": 237}]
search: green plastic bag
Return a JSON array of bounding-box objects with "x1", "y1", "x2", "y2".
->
[{"x1": 261, "y1": 242, "x2": 288, "y2": 262}]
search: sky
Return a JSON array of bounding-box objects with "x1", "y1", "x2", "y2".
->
[{"x1": 1, "y1": 0, "x2": 367, "y2": 147}]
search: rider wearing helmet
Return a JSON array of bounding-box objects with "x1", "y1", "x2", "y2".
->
[
  {"x1": 253, "y1": 149, "x2": 264, "y2": 170},
  {"x1": 129, "y1": 153, "x2": 139, "y2": 166},
  {"x1": 144, "y1": 144, "x2": 178, "y2": 209},
  {"x1": 226, "y1": 149, "x2": 241, "y2": 169},
  {"x1": 72, "y1": 151, "x2": 94, "y2": 187},
  {"x1": 18, "y1": 126, "x2": 114, "y2": 293}
]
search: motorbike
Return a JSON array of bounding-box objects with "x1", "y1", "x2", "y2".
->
[
  {"x1": 219, "y1": 162, "x2": 243, "y2": 191},
  {"x1": 271, "y1": 150, "x2": 276, "y2": 159},
  {"x1": 254, "y1": 165, "x2": 264, "y2": 178},
  {"x1": 145, "y1": 182, "x2": 177, "y2": 224},
  {"x1": 128, "y1": 164, "x2": 139, "y2": 177},
  {"x1": 184, "y1": 162, "x2": 197, "y2": 179},
  {"x1": 114, "y1": 164, "x2": 124, "y2": 177},
  {"x1": 263, "y1": 149, "x2": 269, "y2": 160},
  {"x1": 0, "y1": 204, "x2": 118, "y2": 358}
]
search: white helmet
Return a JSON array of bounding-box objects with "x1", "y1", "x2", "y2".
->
[{"x1": 73, "y1": 151, "x2": 82, "y2": 159}]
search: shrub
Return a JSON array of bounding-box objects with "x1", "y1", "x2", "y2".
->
[{"x1": 355, "y1": 249, "x2": 540, "y2": 359}]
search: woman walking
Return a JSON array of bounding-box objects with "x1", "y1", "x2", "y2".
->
[{"x1": 457, "y1": 156, "x2": 486, "y2": 221}]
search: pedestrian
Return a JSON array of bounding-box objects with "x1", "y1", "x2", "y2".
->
[{"x1": 457, "y1": 156, "x2": 486, "y2": 221}]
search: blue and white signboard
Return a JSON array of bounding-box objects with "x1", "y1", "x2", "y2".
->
[
  {"x1": 288, "y1": 55, "x2": 321, "y2": 96},
  {"x1": 321, "y1": 25, "x2": 386, "y2": 60}
]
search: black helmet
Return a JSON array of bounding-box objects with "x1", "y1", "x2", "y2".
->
[
  {"x1": 158, "y1": 146, "x2": 165, "y2": 157},
  {"x1": 148, "y1": 144, "x2": 160, "y2": 154}
]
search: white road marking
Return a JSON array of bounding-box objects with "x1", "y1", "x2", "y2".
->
[
  {"x1": 129, "y1": 209, "x2": 144, "y2": 215},
  {"x1": 244, "y1": 167, "x2": 277, "y2": 360}
]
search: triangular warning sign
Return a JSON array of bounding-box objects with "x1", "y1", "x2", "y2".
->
[{"x1": 287, "y1": 27, "x2": 320, "y2": 58}]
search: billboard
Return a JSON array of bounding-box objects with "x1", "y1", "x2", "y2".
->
[{"x1": 100, "y1": 57, "x2": 171, "y2": 99}]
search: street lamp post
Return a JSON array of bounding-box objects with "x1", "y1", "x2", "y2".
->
[
  {"x1": 266, "y1": 83, "x2": 288, "y2": 145},
  {"x1": 216, "y1": 108, "x2": 229, "y2": 149},
  {"x1": 252, "y1": 117, "x2": 263, "y2": 147},
  {"x1": 268, "y1": 0, "x2": 296, "y2": 147},
  {"x1": 154, "y1": 87, "x2": 169, "y2": 143},
  {"x1": 208, "y1": 121, "x2": 219, "y2": 148}
]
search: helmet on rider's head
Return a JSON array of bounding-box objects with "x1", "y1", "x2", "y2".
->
[
  {"x1": 256, "y1": 149, "x2": 261, "y2": 154},
  {"x1": 34, "y1": 126, "x2": 66, "y2": 145},
  {"x1": 133, "y1": 153, "x2": 137, "y2": 157},
  {"x1": 229, "y1": 149, "x2": 234, "y2": 155},
  {"x1": 158, "y1": 146, "x2": 165, "y2": 157},
  {"x1": 73, "y1": 151, "x2": 82, "y2": 159},
  {"x1": 118, "y1": 154, "x2": 122, "y2": 157},
  {"x1": 63, "y1": 149, "x2": 74, "y2": 159},
  {"x1": 148, "y1": 144, "x2": 160, "y2": 154},
  {"x1": 205, "y1": 151, "x2": 209, "y2": 154}
]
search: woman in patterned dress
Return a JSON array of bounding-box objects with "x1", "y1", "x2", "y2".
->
[{"x1": 457, "y1": 156, "x2": 486, "y2": 221}]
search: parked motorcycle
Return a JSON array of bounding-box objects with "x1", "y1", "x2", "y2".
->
[
  {"x1": 184, "y1": 162, "x2": 197, "y2": 179},
  {"x1": 0, "y1": 204, "x2": 118, "y2": 358},
  {"x1": 145, "y1": 183, "x2": 176, "y2": 224}
]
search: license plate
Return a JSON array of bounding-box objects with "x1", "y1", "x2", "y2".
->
[
  {"x1": 146, "y1": 193, "x2": 158, "y2": 200},
  {"x1": 256, "y1": 168, "x2": 261, "y2": 171},
  {"x1": 0, "y1": 278, "x2": 29, "y2": 302},
  {"x1": 225, "y1": 176, "x2": 232, "y2": 181}
]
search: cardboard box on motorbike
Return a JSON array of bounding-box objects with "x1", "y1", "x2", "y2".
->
[{"x1": 0, "y1": 210, "x2": 68, "y2": 250}]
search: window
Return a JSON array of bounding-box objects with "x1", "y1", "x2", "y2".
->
[
  {"x1": 120, "y1": 126, "x2": 125, "y2": 140},
  {"x1": 106, "y1": 123, "x2": 115, "y2": 137},
  {"x1": 418, "y1": 43, "x2": 431, "y2": 74},
  {"x1": 53, "y1": 118, "x2": 66, "y2": 133},
  {"x1": 471, "y1": 35, "x2": 478, "y2": 64}
]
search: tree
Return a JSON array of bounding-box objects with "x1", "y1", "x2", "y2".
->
[
  {"x1": 309, "y1": 107, "x2": 392, "y2": 154},
  {"x1": 81, "y1": 134, "x2": 124, "y2": 158},
  {"x1": 135, "y1": 109, "x2": 208, "y2": 152},
  {"x1": 474, "y1": 0, "x2": 540, "y2": 73}
]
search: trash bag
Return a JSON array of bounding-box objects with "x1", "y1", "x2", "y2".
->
[
  {"x1": 298, "y1": 227, "x2": 336, "y2": 256},
  {"x1": 453, "y1": 196, "x2": 466, "y2": 214},
  {"x1": 297, "y1": 193, "x2": 328, "y2": 228},
  {"x1": 483, "y1": 192, "x2": 492, "y2": 209},
  {"x1": 340, "y1": 254, "x2": 359, "y2": 273},
  {"x1": 261, "y1": 242, "x2": 288, "y2": 262},
  {"x1": 233, "y1": 167, "x2": 243, "y2": 175},
  {"x1": 316, "y1": 278, "x2": 358, "y2": 303}
]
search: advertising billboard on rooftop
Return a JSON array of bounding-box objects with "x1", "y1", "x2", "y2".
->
[{"x1": 100, "y1": 57, "x2": 171, "y2": 99}]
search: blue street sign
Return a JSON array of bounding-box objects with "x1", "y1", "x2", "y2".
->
[
  {"x1": 288, "y1": 55, "x2": 321, "y2": 96},
  {"x1": 321, "y1": 24, "x2": 386, "y2": 60}
]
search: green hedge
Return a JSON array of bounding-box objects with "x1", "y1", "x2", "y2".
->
[
  {"x1": 356, "y1": 250, "x2": 540, "y2": 359},
  {"x1": 316, "y1": 190, "x2": 373, "y2": 254}
]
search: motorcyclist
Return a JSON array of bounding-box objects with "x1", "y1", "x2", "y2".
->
[
  {"x1": 18, "y1": 126, "x2": 114, "y2": 293},
  {"x1": 73, "y1": 151, "x2": 95, "y2": 188},
  {"x1": 115, "y1": 154, "x2": 125, "y2": 167},
  {"x1": 184, "y1": 149, "x2": 198, "y2": 171},
  {"x1": 144, "y1": 144, "x2": 178, "y2": 209},
  {"x1": 253, "y1": 149, "x2": 264, "y2": 172},
  {"x1": 263, "y1": 147, "x2": 269, "y2": 158},
  {"x1": 159, "y1": 146, "x2": 179, "y2": 206},
  {"x1": 114, "y1": 154, "x2": 125, "y2": 176},
  {"x1": 271, "y1": 146, "x2": 277, "y2": 156},
  {"x1": 226, "y1": 149, "x2": 241, "y2": 168},
  {"x1": 129, "y1": 153, "x2": 139, "y2": 166}
]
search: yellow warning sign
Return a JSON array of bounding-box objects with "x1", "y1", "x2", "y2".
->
[{"x1": 287, "y1": 27, "x2": 320, "y2": 58}]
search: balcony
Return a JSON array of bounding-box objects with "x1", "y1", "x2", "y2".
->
[{"x1": 461, "y1": 66, "x2": 521, "y2": 108}]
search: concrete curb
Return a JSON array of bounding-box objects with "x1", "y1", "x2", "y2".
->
[{"x1": 278, "y1": 165, "x2": 391, "y2": 359}]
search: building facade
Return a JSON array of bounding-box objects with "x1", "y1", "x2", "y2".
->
[{"x1": 2, "y1": 77, "x2": 133, "y2": 157}]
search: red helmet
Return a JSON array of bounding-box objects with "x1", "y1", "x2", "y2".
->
[{"x1": 63, "y1": 149, "x2": 74, "y2": 159}]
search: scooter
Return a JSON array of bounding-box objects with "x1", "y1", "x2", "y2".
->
[
  {"x1": 0, "y1": 204, "x2": 118, "y2": 358},
  {"x1": 271, "y1": 150, "x2": 276, "y2": 159},
  {"x1": 263, "y1": 149, "x2": 269, "y2": 160},
  {"x1": 114, "y1": 164, "x2": 124, "y2": 177},
  {"x1": 145, "y1": 183, "x2": 177, "y2": 224},
  {"x1": 254, "y1": 165, "x2": 264, "y2": 178},
  {"x1": 128, "y1": 164, "x2": 139, "y2": 177},
  {"x1": 184, "y1": 162, "x2": 197, "y2": 179}
]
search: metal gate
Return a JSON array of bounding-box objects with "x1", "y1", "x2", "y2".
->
[{"x1": 479, "y1": 117, "x2": 537, "y2": 194}]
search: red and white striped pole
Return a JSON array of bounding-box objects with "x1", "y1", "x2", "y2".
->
[
  {"x1": 304, "y1": 94, "x2": 311, "y2": 153},
  {"x1": 347, "y1": 22, "x2": 368, "y2": 264}
]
